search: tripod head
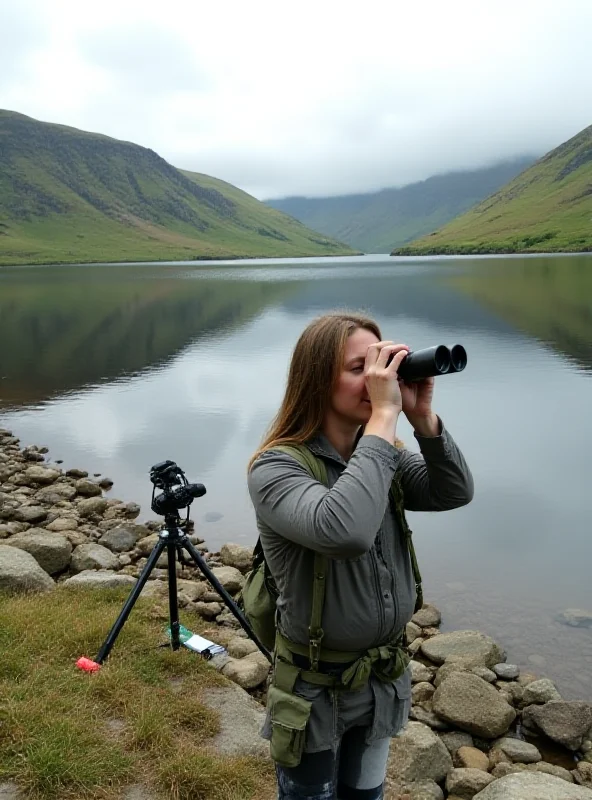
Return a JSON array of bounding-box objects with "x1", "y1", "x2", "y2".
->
[{"x1": 149, "y1": 460, "x2": 206, "y2": 519}]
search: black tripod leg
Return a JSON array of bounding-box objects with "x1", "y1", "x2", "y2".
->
[
  {"x1": 181, "y1": 538, "x2": 272, "y2": 663},
  {"x1": 167, "y1": 538, "x2": 180, "y2": 650},
  {"x1": 95, "y1": 536, "x2": 168, "y2": 664}
]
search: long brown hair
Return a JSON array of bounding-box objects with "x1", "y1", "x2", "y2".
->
[{"x1": 248, "y1": 311, "x2": 383, "y2": 469}]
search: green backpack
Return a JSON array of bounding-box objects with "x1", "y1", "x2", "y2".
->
[{"x1": 240, "y1": 444, "x2": 423, "y2": 653}]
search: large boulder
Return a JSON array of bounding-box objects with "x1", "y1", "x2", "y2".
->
[
  {"x1": 70, "y1": 543, "x2": 119, "y2": 572},
  {"x1": 219, "y1": 543, "x2": 253, "y2": 572},
  {"x1": 24, "y1": 465, "x2": 61, "y2": 485},
  {"x1": 522, "y1": 701, "x2": 592, "y2": 751},
  {"x1": 5, "y1": 529, "x2": 71, "y2": 574},
  {"x1": 98, "y1": 524, "x2": 147, "y2": 553},
  {"x1": 221, "y1": 652, "x2": 270, "y2": 689},
  {"x1": 432, "y1": 672, "x2": 516, "y2": 738},
  {"x1": 13, "y1": 505, "x2": 47, "y2": 524},
  {"x1": 63, "y1": 570, "x2": 137, "y2": 589},
  {"x1": 446, "y1": 767, "x2": 494, "y2": 797},
  {"x1": 199, "y1": 682, "x2": 268, "y2": 758},
  {"x1": 387, "y1": 721, "x2": 453, "y2": 784},
  {"x1": 421, "y1": 630, "x2": 505, "y2": 668},
  {"x1": 210, "y1": 566, "x2": 245, "y2": 594},
  {"x1": 473, "y1": 771, "x2": 592, "y2": 799},
  {"x1": 0, "y1": 545, "x2": 55, "y2": 592}
]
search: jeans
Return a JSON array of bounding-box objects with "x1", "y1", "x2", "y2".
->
[{"x1": 276, "y1": 726, "x2": 390, "y2": 799}]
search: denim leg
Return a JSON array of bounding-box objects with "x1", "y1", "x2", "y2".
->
[
  {"x1": 276, "y1": 748, "x2": 337, "y2": 799},
  {"x1": 336, "y1": 727, "x2": 390, "y2": 800}
]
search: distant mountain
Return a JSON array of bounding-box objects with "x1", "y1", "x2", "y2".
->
[
  {"x1": 0, "y1": 110, "x2": 355, "y2": 266},
  {"x1": 267, "y1": 158, "x2": 535, "y2": 253},
  {"x1": 393, "y1": 125, "x2": 592, "y2": 255}
]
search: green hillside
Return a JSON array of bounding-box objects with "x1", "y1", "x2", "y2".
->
[
  {"x1": 393, "y1": 125, "x2": 592, "y2": 255},
  {"x1": 267, "y1": 158, "x2": 534, "y2": 252},
  {"x1": 0, "y1": 110, "x2": 355, "y2": 266}
]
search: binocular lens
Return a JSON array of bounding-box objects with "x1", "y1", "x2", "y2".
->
[
  {"x1": 449, "y1": 344, "x2": 467, "y2": 373},
  {"x1": 434, "y1": 345, "x2": 451, "y2": 374}
]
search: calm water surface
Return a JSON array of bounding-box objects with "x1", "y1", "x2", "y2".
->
[{"x1": 1, "y1": 253, "x2": 591, "y2": 699}]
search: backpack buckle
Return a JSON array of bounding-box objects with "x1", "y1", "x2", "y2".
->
[{"x1": 308, "y1": 627, "x2": 323, "y2": 671}]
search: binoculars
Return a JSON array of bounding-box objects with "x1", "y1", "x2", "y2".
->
[{"x1": 387, "y1": 344, "x2": 467, "y2": 382}]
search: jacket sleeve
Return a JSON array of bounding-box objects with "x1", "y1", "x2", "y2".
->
[
  {"x1": 247, "y1": 435, "x2": 401, "y2": 559},
  {"x1": 399, "y1": 419, "x2": 474, "y2": 512}
]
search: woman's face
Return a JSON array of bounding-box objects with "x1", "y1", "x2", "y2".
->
[{"x1": 330, "y1": 327, "x2": 379, "y2": 425}]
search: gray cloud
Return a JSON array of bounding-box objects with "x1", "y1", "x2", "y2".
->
[{"x1": 1, "y1": 0, "x2": 591, "y2": 199}]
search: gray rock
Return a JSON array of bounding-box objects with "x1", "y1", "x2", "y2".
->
[
  {"x1": 471, "y1": 666, "x2": 497, "y2": 683},
  {"x1": 493, "y1": 663, "x2": 520, "y2": 680},
  {"x1": 522, "y1": 678, "x2": 562, "y2": 705},
  {"x1": 446, "y1": 767, "x2": 494, "y2": 797},
  {"x1": 227, "y1": 637, "x2": 259, "y2": 658},
  {"x1": 6, "y1": 529, "x2": 71, "y2": 574},
  {"x1": 199, "y1": 682, "x2": 268, "y2": 758},
  {"x1": 78, "y1": 497, "x2": 109, "y2": 517},
  {"x1": 439, "y1": 731, "x2": 475, "y2": 754},
  {"x1": 522, "y1": 701, "x2": 592, "y2": 751},
  {"x1": 410, "y1": 706, "x2": 451, "y2": 731},
  {"x1": 24, "y1": 465, "x2": 61, "y2": 485},
  {"x1": 71, "y1": 543, "x2": 119, "y2": 572},
  {"x1": 221, "y1": 654, "x2": 269, "y2": 689},
  {"x1": 0, "y1": 545, "x2": 55, "y2": 592},
  {"x1": 75, "y1": 479, "x2": 102, "y2": 497},
  {"x1": 401, "y1": 779, "x2": 444, "y2": 800},
  {"x1": 219, "y1": 543, "x2": 253, "y2": 572},
  {"x1": 432, "y1": 672, "x2": 516, "y2": 738},
  {"x1": 412, "y1": 603, "x2": 442, "y2": 628},
  {"x1": 36, "y1": 484, "x2": 77, "y2": 502},
  {"x1": 63, "y1": 570, "x2": 137, "y2": 589},
  {"x1": 410, "y1": 660, "x2": 437, "y2": 684},
  {"x1": 46, "y1": 517, "x2": 79, "y2": 532},
  {"x1": 99, "y1": 524, "x2": 146, "y2": 553},
  {"x1": 473, "y1": 771, "x2": 592, "y2": 799},
  {"x1": 13, "y1": 505, "x2": 47, "y2": 523},
  {"x1": 526, "y1": 762, "x2": 574, "y2": 782},
  {"x1": 407, "y1": 621, "x2": 423, "y2": 643},
  {"x1": 210, "y1": 566, "x2": 245, "y2": 594},
  {"x1": 0, "y1": 782, "x2": 23, "y2": 800},
  {"x1": 493, "y1": 737, "x2": 541, "y2": 763},
  {"x1": 387, "y1": 721, "x2": 453, "y2": 783},
  {"x1": 66, "y1": 468, "x2": 88, "y2": 478},
  {"x1": 556, "y1": 609, "x2": 592, "y2": 629},
  {"x1": 421, "y1": 630, "x2": 505, "y2": 668},
  {"x1": 412, "y1": 682, "x2": 436, "y2": 704}
]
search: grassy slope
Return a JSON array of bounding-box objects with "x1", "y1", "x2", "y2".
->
[
  {"x1": 0, "y1": 587, "x2": 275, "y2": 800},
  {"x1": 0, "y1": 110, "x2": 356, "y2": 266},
  {"x1": 393, "y1": 125, "x2": 592, "y2": 255},
  {"x1": 267, "y1": 158, "x2": 534, "y2": 252}
]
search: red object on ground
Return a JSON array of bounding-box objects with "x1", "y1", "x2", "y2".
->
[{"x1": 76, "y1": 656, "x2": 101, "y2": 672}]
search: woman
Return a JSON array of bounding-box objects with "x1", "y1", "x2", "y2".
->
[{"x1": 247, "y1": 312, "x2": 473, "y2": 800}]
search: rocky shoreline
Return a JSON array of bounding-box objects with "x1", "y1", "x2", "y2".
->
[{"x1": 1, "y1": 428, "x2": 592, "y2": 799}]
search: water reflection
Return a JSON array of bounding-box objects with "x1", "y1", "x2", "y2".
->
[{"x1": 1, "y1": 254, "x2": 591, "y2": 700}]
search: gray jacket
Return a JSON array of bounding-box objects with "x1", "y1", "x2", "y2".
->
[{"x1": 247, "y1": 420, "x2": 474, "y2": 749}]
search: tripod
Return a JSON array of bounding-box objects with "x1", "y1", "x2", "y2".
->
[{"x1": 78, "y1": 460, "x2": 272, "y2": 670}]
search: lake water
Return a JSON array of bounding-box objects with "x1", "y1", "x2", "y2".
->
[{"x1": 1, "y1": 253, "x2": 591, "y2": 699}]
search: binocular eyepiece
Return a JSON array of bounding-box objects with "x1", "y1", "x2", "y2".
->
[{"x1": 387, "y1": 344, "x2": 467, "y2": 382}]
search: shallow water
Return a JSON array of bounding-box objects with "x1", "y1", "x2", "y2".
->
[{"x1": 1, "y1": 253, "x2": 591, "y2": 699}]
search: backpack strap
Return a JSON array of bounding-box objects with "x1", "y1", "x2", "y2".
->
[
  {"x1": 390, "y1": 476, "x2": 423, "y2": 613},
  {"x1": 274, "y1": 444, "x2": 328, "y2": 671}
]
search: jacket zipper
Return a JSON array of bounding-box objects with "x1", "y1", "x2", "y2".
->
[{"x1": 371, "y1": 548, "x2": 385, "y2": 642}]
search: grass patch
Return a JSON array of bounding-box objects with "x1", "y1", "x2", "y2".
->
[{"x1": 0, "y1": 587, "x2": 274, "y2": 799}]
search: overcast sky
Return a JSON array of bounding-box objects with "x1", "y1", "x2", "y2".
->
[{"x1": 1, "y1": 0, "x2": 591, "y2": 199}]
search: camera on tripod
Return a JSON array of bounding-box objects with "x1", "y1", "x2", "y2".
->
[{"x1": 149, "y1": 460, "x2": 206, "y2": 517}]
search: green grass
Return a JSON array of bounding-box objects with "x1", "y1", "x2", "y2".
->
[
  {"x1": 0, "y1": 587, "x2": 275, "y2": 800},
  {"x1": 0, "y1": 109, "x2": 357, "y2": 266},
  {"x1": 392, "y1": 125, "x2": 592, "y2": 255}
]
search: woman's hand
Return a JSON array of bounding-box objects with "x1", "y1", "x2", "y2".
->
[
  {"x1": 364, "y1": 341, "x2": 410, "y2": 417},
  {"x1": 400, "y1": 376, "x2": 439, "y2": 436}
]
